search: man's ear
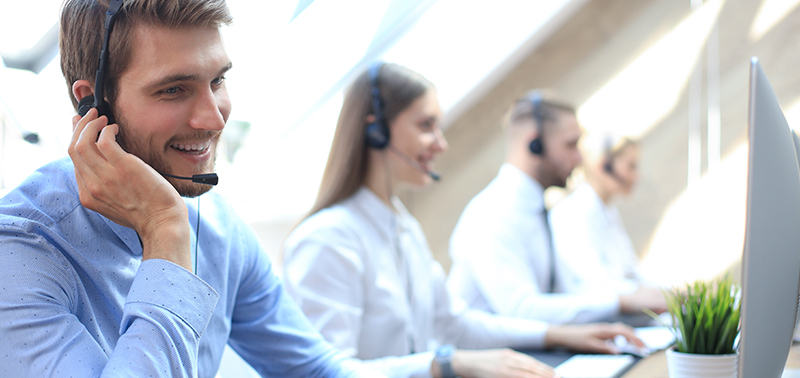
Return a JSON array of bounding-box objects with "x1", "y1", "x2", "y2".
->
[
  {"x1": 72, "y1": 80, "x2": 94, "y2": 103},
  {"x1": 525, "y1": 126, "x2": 540, "y2": 145}
]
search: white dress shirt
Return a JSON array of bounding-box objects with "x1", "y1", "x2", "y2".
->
[
  {"x1": 448, "y1": 164, "x2": 620, "y2": 325},
  {"x1": 283, "y1": 187, "x2": 549, "y2": 378},
  {"x1": 549, "y1": 183, "x2": 641, "y2": 295}
]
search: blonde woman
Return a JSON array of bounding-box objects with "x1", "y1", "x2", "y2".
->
[{"x1": 549, "y1": 134, "x2": 664, "y2": 308}]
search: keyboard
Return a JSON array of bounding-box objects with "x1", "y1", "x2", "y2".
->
[{"x1": 555, "y1": 354, "x2": 636, "y2": 378}]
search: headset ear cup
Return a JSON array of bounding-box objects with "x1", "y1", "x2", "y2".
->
[
  {"x1": 96, "y1": 99, "x2": 115, "y2": 124},
  {"x1": 529, "y1": 138, "x2": 544, "y2": 155},
  {"x1": 603, "y1": 158, "x2": 614, "y2": 175},
  {"x1": 77, "y1": 95, "x2": 95, "y2": 117},
  {"x1": 365, "y1": 122, "x2": 390, "y2": 149}
]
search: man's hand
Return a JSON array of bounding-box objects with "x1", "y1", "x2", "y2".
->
[
  {"x1": 68, "y1": 109, "x2": 192, "y2": 270},
  {"x1": 544, "y1": 323, "x2": 645, "y2": 354},
  {"x1": 619, "y1": 286, "x2": 668, "y2": 315},
  {"x1": 431, "y1": 348, "x2": 559, "y2": 378}
]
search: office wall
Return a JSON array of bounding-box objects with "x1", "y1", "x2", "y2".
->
[{"x1": 400, "y1": 0, "x2": 800, "y2": 282}]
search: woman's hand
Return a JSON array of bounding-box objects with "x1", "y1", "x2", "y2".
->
[
  {"x1": 544, "y1": 322, "x2": 645, "y2": 354},
  {"x1": 68, "y1": 109, "x2": 192, "y2": 270},
  {"x1": 432, "y1": 348, "x2": 559, "y2": 378}
]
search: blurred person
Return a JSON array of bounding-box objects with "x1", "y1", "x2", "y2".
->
[
  {"x1": 0, "y1": 0, "x2": 384, "y2": 377},
  {"x1": 549, "y1": 134, "x2": 661, "y2": 303},
  {"x1": 283, "y1": 64, "x2": 644, "y2": 378},
  {"x1": 447, "y1": 91, "x2": 666, "y2": 325}
]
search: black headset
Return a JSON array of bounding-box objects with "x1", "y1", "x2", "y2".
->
[
  {"x1": 77, "y1": 0, "x2": 124, "y2": 123},
  {"x1": 527, "y1": 90, "x2": 545, "y2": 155},
  {"x1": 365, "y1": 62, "x2": 391, "y2": 150},
  {"x1": 602, "y1": 135, "x2": 616, "y2": 176}
]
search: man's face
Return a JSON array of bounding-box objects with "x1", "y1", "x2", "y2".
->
[
  {"x1": 114, "y1": 25, "x2": 232, "y2": 197},
  {"x1": 538, "y1": 113, "x2": 582, "y2": 188}
]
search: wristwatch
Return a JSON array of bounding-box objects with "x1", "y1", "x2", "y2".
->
[{"x1": 435, "y1": 344, "x2": 457, "y2": 378}]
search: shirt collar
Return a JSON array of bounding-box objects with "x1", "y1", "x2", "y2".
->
[
  {"x1": 580, "y1": 183, "x2": 619, "y2": 222},
  {"x1": 497, "y1": 163, "x2": 546, "y2": 212},
  {"x1": 349, "y1": 186, "x2": 409, "y2": 242}
]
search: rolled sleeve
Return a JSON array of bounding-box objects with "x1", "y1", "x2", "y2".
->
[{"x1": 123, "y1": 259, "x2": 219, "y2": 338}]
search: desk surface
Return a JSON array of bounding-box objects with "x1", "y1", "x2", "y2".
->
[{"x1": 620, "y1": 343, "x2": 800, "y2": 377}]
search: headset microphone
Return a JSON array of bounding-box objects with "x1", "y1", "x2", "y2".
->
[
  {"x1": 387, "y1": 145, "x2": 441, "y2": 181},
  {"x1": 158, "y1": 172, "x2": 219, "y2": 186}
]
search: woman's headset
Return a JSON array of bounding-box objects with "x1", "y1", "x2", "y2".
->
[
  {"x1": 603, "y1": 135, "x2": 616, "y2": 176},
  {"x1": 365, "y1": 62, "x2": 391, "y2": 150}
]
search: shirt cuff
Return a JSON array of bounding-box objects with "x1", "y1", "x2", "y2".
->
[
  {"x1": 495, "y1": 318, "x2": 550, "y2": 349},
  {"x1": 363, "y1": 351, "x2": 435, "y2": 378},
  {"x1": 125, "y1": 259, "x2": 219, "y2": 338}
]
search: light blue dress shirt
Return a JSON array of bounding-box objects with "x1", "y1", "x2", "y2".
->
[{"x1": 0, "y1": 158, "x2": 379, "y2": 378}]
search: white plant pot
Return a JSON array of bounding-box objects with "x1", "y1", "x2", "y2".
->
[{"x1": 665, "y1": 346, "x2": 738, "y2": 378}]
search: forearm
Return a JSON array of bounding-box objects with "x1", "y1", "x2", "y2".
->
[
  {"x1": 138, "y1": 210, "x2": 192, "y2": 271},
  {"x1": 110, "y1": 259, "x2": 220, "y2": 376},
  {"x1": 504, "y1": 290, "x2": 620, "y2": 324},
  {"x1": 0, "y1": 258, "x2": 219, "y2": 377},
  {"x1": 362, "y1": 352, "x2": 435, "y2": 378},
  {"x1": 440, "y1": 309, "x2": 549, "y2": 350}
]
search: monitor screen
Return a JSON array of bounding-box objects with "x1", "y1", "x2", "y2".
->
[{"x1": 738, "y1": 57, "x2": 800, "y2": 377}]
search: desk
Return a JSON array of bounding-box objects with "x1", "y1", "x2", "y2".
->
[{"x1": 620, "y1": 343, "x2": 800, "y2": 377}]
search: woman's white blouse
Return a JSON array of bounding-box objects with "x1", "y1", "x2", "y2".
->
[
  {"x1": 283, "y1": 187, "x2": 548, "y2": 378},
  {"x1": 549, "y1": 183, "x2": 641, "y2": 295}
]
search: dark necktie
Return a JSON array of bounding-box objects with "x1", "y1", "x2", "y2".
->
[{"x1": 542, "y1": 207, "x2": 556, "y2": 293}]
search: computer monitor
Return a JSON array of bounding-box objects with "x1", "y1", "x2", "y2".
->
[
  {"x1": 738, "y1": 57, "x2": 800, "y2": 377},
  {"x1": 793, "y1": 130, "x2": 800, "y2": 167}
]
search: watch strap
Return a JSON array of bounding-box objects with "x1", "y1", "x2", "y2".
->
[{"x1": 435, "y1": 344, "x2": 457, "y2": 378}]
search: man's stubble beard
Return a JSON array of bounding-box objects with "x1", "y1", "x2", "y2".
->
[{"x1": 115, "y1": 118, "x2": 216, "y2": 198}]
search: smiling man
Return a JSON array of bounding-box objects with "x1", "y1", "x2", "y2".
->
[{"x1": 0, "y1": 0, "x2": 383, "y2": 377}]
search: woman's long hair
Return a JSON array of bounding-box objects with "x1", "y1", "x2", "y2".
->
[{"x1": 305, "y1": 63, "x2": 434, "y2": 219}]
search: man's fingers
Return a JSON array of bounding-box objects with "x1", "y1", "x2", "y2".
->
[
  {"x1": 96, "y1": 124, "x2": 125, "y2": 164},
  {"x1": 71, "y1": 114, "x2": 81, "y2": 131},
  {"x1": 73, "y1": 116, "x2": 112, "y2": 173},
  {"x1": 70, "y1": 108, "x2": 97, "y2": 148},
  {"x1": 588, "y1": 339, "x2": 621, "y2": 354}
]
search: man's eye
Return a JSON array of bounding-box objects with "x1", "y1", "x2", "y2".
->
[
  {"x1": 164, "y1": 87, "x2": 180, "y2": 94},
  {"x1": 212, "y1": 76, "x2": 226, "y2": 85}
]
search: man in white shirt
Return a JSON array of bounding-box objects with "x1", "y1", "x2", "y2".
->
[{"x1": 448, "y1": 91, "x2": 665, "y2": 324}]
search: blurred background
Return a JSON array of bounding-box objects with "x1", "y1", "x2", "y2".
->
[{"x1": 2, "y1": 0, "x2": 799, "y2": 290}]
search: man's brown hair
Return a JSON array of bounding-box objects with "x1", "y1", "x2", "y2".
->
[{"x1": 59, "y1": 0, "x2": 233, "y2": 111}]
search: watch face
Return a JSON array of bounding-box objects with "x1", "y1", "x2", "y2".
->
[{"x1": 436, "y1": 344, "x2": 455, "y2": 358}]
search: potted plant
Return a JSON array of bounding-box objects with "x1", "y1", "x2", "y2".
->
[{"x1": 647, "y1": 275, "x2": 741, "y2": 378}]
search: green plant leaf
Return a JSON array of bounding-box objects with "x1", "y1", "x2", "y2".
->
[{"x1": 658, "y1": 275, "x2": 741, "y2": 355}]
